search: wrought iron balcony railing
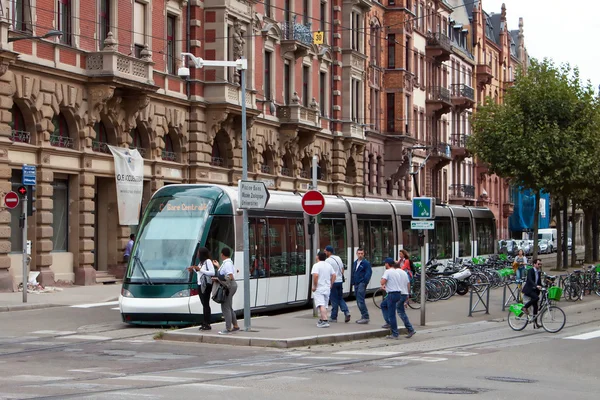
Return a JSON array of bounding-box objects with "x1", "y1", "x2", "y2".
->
[
  {"x1": 281, "y1": 167, "x2": 292, "y2": 177},
  {"x1": 161, "y1": 150, "x2": 176, "y2": 162},
  {"x1": 281, "y1": 19, "x2": 313, "y2": 46},
  {"x1": 128, "y1": 146, "x2": 146, "y2": 158},
  {"x1": 261, "y1": 164, "x2": 271, "y2": 174},
  {"x1": 92, "y1": 140, "x2": 110, "y2": 153},
  {"x1": 451, "y1": 83, "x2": 475, "y2": 101},
  {"x1": 10, "y1": 130, "x2": 31, "y2": 144},
  {"x1": 426, "y1": 32, "x2": 452, "y2": 52},
  {"x1": 50, "y1": 134, "x2": 75, "y2": 149},
  {"x1": 427, "y1": 86, "x2": 451, "y2": 103},
  {"x1": 449, "y1": 184, "x2": 475, "y2": 199},
  {"x1": 434, "y1": 141, "x2": 451, "y2": 158},
  {"x1": 450, "y1": 134, "x2": 469, "y2": 148},
  {"x1": 210, "y1": 157, "x2": 224, "y2": 167}
]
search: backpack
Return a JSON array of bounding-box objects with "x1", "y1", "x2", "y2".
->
[{"x1": 409, "y1": 259, "x2": 416, "y2": 275}]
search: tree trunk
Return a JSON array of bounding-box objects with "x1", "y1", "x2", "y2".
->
[
  {"x1": 571, "y1": 202, "x2": 577, "y2": 268},
  {"x1": 532, "y1": 190, "x2": 540, "y2": 261},
  {"x1": 555, "y1": 197, "x2": 562, "y2": 269},
  {"x1": 563, "y1": 196, "x2": 569, "y2": 269},
  {"x1": 593, "y1": 209, "x2": 599, "y2": 261},
  {"x1": 584, "y1": 208, "x2": 592, "y2": 263}
]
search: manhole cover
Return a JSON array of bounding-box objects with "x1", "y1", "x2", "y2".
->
[
  {"x1": 485, "y1": 376, "x2": 537, "y2": 383},
  {"x1": 407, "y1": 387, "x2": 481, "y2": 394}
]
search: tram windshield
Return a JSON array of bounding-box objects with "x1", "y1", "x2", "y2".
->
[{"x1": 126, "y1": 195, "x2": 213, "y2": 284}]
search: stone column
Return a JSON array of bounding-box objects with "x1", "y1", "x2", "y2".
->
[
  {"x1": 188, "y1": 107, "x2": 210, "y2": 183},
  {"x1": 36, "y1": 168, "x2": 54, "y2": 286},
  {"x1": 330, "y1": 137, "x2": 345, "y2": 184},
  {"x1": 74, "y1": 172, "x2": 96, "y2": 285},
  {"x1": 0, "y1": 152, "x2": 13, "y2": 291}
]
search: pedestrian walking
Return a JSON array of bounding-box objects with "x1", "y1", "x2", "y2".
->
[
  {"x1": 394, "y1": 260, "x2": 416, "y2": 338},
  {"x1": 352, "y1": 248, "x2": 372, "y2": 324},
  {"x1": 123, "y1": 234, "x2": 135, "y2": 262},
  {"x1": 212, "y1": 248, "x2": 240, "y2": 335},
  {"x1": 397, "y1": 249, "x2": 413, "y2": 280},
  {"x1": 188, "y1": 247, "x2": 215, "y2": 331},
  {"x1": 380, "y1": 258, "x2": 415, "y2": 339},
  {"x1": 324, "y1": 245, "x2": 350, "y2": 323},
  {"x1": 514, "y1": 249, "x2": 527, "y2": 281},
  {"x1": 311, "y1": 251, "x2": 336, "y2": 328}
]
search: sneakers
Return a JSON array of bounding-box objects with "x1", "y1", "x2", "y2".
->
[
  {"x1": 345, "y1": 314, "x2": 351, "y2": 323},
  {"x1": 356, "y1": 319, "x2": 370, "y2": 324},
  {"x1": 405, "y1": 330, "x2": 416, "y2": 339},
  {"x1": 328, "y1": 318, "x2": 338, "y2": 323},
  {"x1": 231, "y1": 327, "x2": 240, "y2": 332},
  {"x1": 384, "y1": 335, "x2": 400, "y2": 340},
  {"x1": 199, "y1": 324, "x2": 211, "y2": 331},
  {"x1": 218, "y1": 330, "x2": 231, "y2": 335},
  {"x1": 317, "y1": 320, "x2": 330, "y2": 328},
  {"x1": 381, "y1": 324, "x2": 391, "y2": 329}
]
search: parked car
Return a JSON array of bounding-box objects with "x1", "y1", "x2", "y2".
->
[
  {"x1": 568, "y1": 237, "x2": 572, "y2": 249},
  {"x1": 538, "y1": 239, "x2": 550, "y2": 254},
  {"x1": 518, "y1": 240, "x2": 533, "y2": 256},
  {"x1": 498, "y1": 239, "x2": 519, "y2": 256}
]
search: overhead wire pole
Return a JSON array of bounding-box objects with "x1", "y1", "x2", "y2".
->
[{"x1": 178, "y1": 53, "x2": 252, "y2": 331}]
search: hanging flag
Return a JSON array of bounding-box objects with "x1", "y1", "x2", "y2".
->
[{"x1": 108, "y1": 145, "x2": 144, "y2": 225}]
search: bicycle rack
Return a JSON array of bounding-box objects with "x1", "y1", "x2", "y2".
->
[
  {"x1": 468, "y1": 283, "x2": 490, "y2": 317},
  {"x1": 502, "y1": 281, "x2": 520, "y2": 311}
]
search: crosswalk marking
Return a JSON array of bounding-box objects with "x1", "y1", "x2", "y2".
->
[
  {"x1": 70, "y1": 301, "x2": 119, "y2": 308},
  {"x1": 564, "y1": 330, "x2": 600, "y2": 340}
]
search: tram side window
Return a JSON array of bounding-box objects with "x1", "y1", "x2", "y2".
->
[
  {"x1": 401, "y1": 221, "x2": 420, "y2": 260},
  {"x1": 289, "y1": 219, "x2": 306, "y2": 275},
  {"x1": 476, "y1": 219, "x2": 495, "y2": 255},
  {"x1": 249, "y1": 218, "x2": 269, "y2": 278},
  {"x1": 268, "y1": 218, "x2": 289, "y2": 277},
  {"x1": 457, "y1": 218, "x2": 472, "y2": 257},
  {"x1": 206, "y1": 216, "x2": 235, "y2": 263},
  {"x1": 319, "y1": 219, "x2": 348, "y2": 265},
  {"x1": 358, "y1": 219, "x2": 394, "y2": 266},
  {"x1": 429, "y1": 218, "x2": 452, "y2": 260}
]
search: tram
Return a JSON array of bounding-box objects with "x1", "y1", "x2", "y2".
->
[{"x1": 119, "y1": 184, "x2": 496, "y2": 325}]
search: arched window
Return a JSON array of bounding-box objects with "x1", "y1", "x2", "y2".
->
[
  {"x1": 51, "y1": 114, "x2": 74, "y2": 148},
  {"x1": 162, "y1": 134, "x2": 176, "y2": 161},
  {"x1": 261, "y1": 149, "x2": 274, "y2": 174},
  {"x1": 130, "y1": 128, "x2": 146, "y2": 157},
  {"x1": 376, "y1": 156, "x2": 382, "y2": 195},
  {"x1": 368, "y1": 154, "x2": 373, "y2": 193},
  {"x1": 93, "y1": 122, "x2": 110, "y2": 153},
  {"x1": 210, "y1": 131, "x2": 231, "y2": 168},
  {"x1": 281, "y1": 154, "x2": 293, "y2": 177},
  {"x1": 318, "y1": 158, "x2": 326, "y2": 181},
  {"x1": 300, "y1": 156, "x2": 311, "y2": 179},
  {"x1": 10, "y1": 105, "x2": 29, "y2": 143},
  {"x1": 345, "y1": 157, "x2": 357, "y2": 184}
]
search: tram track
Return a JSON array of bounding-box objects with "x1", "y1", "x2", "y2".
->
[{"x1": 12, "y1": 316, "x2": 600, "y2": 400}]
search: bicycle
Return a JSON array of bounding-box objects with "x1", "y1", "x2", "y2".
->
[
  {"x1": 373, "y1": 287, "x2": 420, "y2": 310},
  {"x1": 507, "y1": 280, "x2": 566, "y2": 333}
]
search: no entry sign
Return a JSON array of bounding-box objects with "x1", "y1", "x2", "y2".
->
[
  {"x1": 301, "y1": 190, "x2": 326, "y2": 216},
  {"x1": 4, "y1": 191, "x2": 19, "y2": 209}
]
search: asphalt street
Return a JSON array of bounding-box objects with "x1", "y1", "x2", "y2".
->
[{"x1": 0, "y1": 293, "x2": 598, "y2": 399}]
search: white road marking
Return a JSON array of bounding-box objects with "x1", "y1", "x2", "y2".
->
[
  {"x1": 302, "y1": 356, "x2": 350, "y2": 360},
  {"x1": 181, "y1": 383, "x2": 241, "y2": 391},
  {"x1": 425, "y1": 350, "x2": 478, "y2": 357},
  {"x1": 114, "y1": 375, "x2": 195, "y2": 383},
  {"x1": 334, "y1": 350, "x2": 404, "y2": 356},
  {"x1": 564, "y1": 329, "x2": 600, "y2": 340},
  {"x1": 70, "y1": 301, "x2": 119, "y2": 308},
  {"x1": 31, "y1": 330, "x2": 77, "y2": 335},
  {"x1": 111, "y1": 307, "x2": 120, "y2": 310},
  {"x1": 12, "y1": 375, "x2": 69, "y2": 381},
  {"x1": 62, "y1": 335, "x2": 112, "y2": 341},
  {"x1": 183, "y1": 369, "x2": 240, "y2": 375},
  {"x1": 391, "y1": 356, "x2": 448, "y2": 363}
]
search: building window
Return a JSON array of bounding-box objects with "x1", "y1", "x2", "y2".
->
[
  {"x1": 386, "y1": 93, "x2": 395, "y2": 132},
  {"x1": 166, "y1": 14, "x2": 176, "y2": 74},
  {"x1": 57, "y1": 0, "x2": 72, "y2": 45},
  {"x1": 133, "y1": 1, "x2": 146, "y2": 58},
  {"x1": 405, "y1": 38, "x2": 411, "y2": 71},
  {"x1": 284, "y1": 62, "x2": 291, "y2": 105},
  {"x1": 264, "y1": 51, "x2": 272, "y2": 100},
  {"x1": 319, "y1": 71, "x2": 326, "y2": 116},
  {"x1": 265, "y1": 0, "x2": 271, "y2": 18},
  {"x1": 405, "y1": 96, "x2": 410, "y2": 134},
  {"x1": 10, "y1": 104, "x2": 30, "y2": 143},
  {"x1": 284, "y1": 0, "x2": 290, "y2": 23},
  {"x1": 51, "y1": 114, "x2": 74, "y2": 149},
  {"x1": 302, "y1": 65, "x2": 310, "y2": 107},
  {"x1": 387, "y1": 34, "x2": 395, "y2": 68},
  {"x1": 12, "y1": 0, "x2": 32, "y2": 33},
  {"x1": 92, "y1": 122, "x2": 110, "y2": 153},
  {"x1": 162, "y1": 134, "x2": 176, "y2": 161},
  {"x1": 99, "y1": 0, "x2": 110, "y2": 46},
  {"x1": 52, "y1": 179, "x2": 69, "y2": 252},
  {"x1": 320, "y1": 1, "x2": 326, "y2": 31},
  {"x1": 351, "y1": 78, "x2": 360, "y2": 122},
  {"x1": 351, "y1": 11, "x2": 361, "y2": 51},
  {"x1": 303, "y1": 0, "x2": 309, "y2": 24},
  {"x1": 130, "y1": 128, "x2": 146, "y2": 157}
]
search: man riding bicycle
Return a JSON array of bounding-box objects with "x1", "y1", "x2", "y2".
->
[{"x1": 522, "y1": 258, "x2": 543, "y2": 326}]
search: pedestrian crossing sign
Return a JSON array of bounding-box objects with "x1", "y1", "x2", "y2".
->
[
  {"x1": 313, "y1": 31, "x2": 324, "y2": 45},
  {"x1": 412, "y1": 197, "x2": 435, "y2": 219}
]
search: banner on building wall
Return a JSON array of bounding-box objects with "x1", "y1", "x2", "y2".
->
[{"x1": 108, "y1": 145, "x2": 144, "y2": 225}]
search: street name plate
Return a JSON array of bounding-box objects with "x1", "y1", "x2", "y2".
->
[
  {"x1": 238, "y1": 180, "x2": 270, "y2": 209},
  {"x1": 22, "y1": 165, "x2": 37, "y2": 186},
  {"x1": 411, "y1": 220, "x2": 435, "y2": 230}
]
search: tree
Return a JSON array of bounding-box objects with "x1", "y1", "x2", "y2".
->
[{"x1": 469, "y1": 59, "x2": 600, "y2": 261}]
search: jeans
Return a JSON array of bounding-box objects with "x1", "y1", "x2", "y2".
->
[
  {"x1": 516, "y1": 267, "x2": 526, "y2": 281},
  {"x1": 330, "y1": 282, "x2": 349, "y2": 320},
  {"x1": 381, "y1": 292, "x2": 401, "y2": 337},
  {"x1": 199, "y1": 283, "x2": 213, "y2": 326},
  {"x1": 355, "y1": 282, "x2": 369, "y2": 320},
  {"x1": 222, "y1": 281, "x2": 238, "y2": 330},
  {"x1": 395, "y1": 294, "x2": 414, "y2": 333}
]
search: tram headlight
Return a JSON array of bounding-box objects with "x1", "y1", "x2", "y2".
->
[
  {"x1": 171, "y1": 289, "x2": 191, "y2": 298},
  {"x1": 121, "y1": 288, "x2": 134, "y2": 298}
]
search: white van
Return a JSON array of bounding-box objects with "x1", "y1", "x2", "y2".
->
[{"x1": 537, "y1": 228, "x2": 557, "y2": 252}]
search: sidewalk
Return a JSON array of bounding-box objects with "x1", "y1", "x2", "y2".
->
[
  {"x1": 161, "y1": 285, "x2": 600, "y2": 348},
  {"x1": 0, "y1": 284, "x2": 121, "y2": 312}
]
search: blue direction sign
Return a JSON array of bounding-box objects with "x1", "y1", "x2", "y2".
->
[
  {"x1": 412, "y1": 197, "x2": 435, "y2": 219},
  {"x1": 22, "y1": 165, "x2": 37, "y2": 186}
]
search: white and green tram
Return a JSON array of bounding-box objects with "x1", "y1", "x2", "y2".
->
[{"x1": 119, "y1": 184, "x2": 496, "y2": 325}]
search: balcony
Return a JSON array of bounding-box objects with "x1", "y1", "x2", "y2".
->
[
  {"x1": 342, "y1": 121, "x2": 366, "y2": 140},
  {"x1": 129, "y1": 146, "x2": 146, "y2": 158},
  {"x1": 10, "y1": 130, "x2": 31, "y2": 144},
  {"x1": 476, "y1": 64, "x2": 493, "y2": 86},
  {"x1": 342, "y1": 49, "x2": 367, "y2": 72},
  {"x1": 503, "y1": 202, "x2": 515, "y2": 216},
  {"x1": 449, "y1": 184, "x2": 476, "y2": 205},
  {"x1": 210, "y1": 157, "x2": 224, "y2": 167},
  {"x1": 426, "y1": 86, "x2": 452, "y2": 115},
  {"x1": 92, "y1": 140, "x2": 110, "y2": 154},
  {"x1": 450, "y1": 84, "x2": 475, "y2": 110},
  {"x1": 161, "y1": 150, "x2": 177, "y2": 162},
  {"x1": 49, "y1": 134, "x2": 75, "y2": 149},
  {"x1": 281, "y1": 18, "x2": 313, "y2": 59},
  {"x1": 369, "y1": 64, "x2": 383, "y2": 89},
  {"x1": 426, "y1": 32, "x2": 452, "y2": 62},
  {"x1": 427, "y1": 141, "x2": 452, "y2": 169},
  {"x1": 276, "y1": 103, "x2": 320, "y2": 132},
  {"x1": 86, "y1": 33, "x2": 155, "y2": 89},
  {"x1": 450, "y1": 134, "x2": 471, "y2": 159}
]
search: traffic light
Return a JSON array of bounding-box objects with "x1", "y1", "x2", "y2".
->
[{"x1": 27, "y1": 185, "x2": 36, "y2": 216}]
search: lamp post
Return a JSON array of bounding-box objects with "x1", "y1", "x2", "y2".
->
[
  {"x1": 178, "y1": 53, "x2": 253, "y2": 331},
  {"x1": 8, "y1": 30, "x2": 63, "y2": 43}
]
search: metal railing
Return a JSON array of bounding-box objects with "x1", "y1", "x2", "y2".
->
[
  {"x1": 281, "y1": 167, "x2": 292, "y2": 177},
  {"x1": 92, "y1": 140, "x2": 110, "y2": 154},
  {"x1": 210, "y1": 157, "x2": 224, "y2": 167},
  {"x1": 161, "y1": 150, "x2": 176, "y2": 161},
  {"x1": 450, "y1": 134, "x2": 469, "y2": 148},
  {"x1": 261, "y1": 164, "x2": 271, "y2": 174},
  {"x1": 427, "y1": 86, "x2": 451, "y2": 103},
  {"x1": 426, "y1": 32, "x2": 452, "y2": 52},
  {"x1": 434, "y1": 141, "x2": 451, "y2": 158},
  {"x1": 451, "y1": 83, "x2": 475, "y2": 101},
  {"x1": 10, "y1": 130, "x2": 31, "y2": 144},
  {"x1": 449, "y1": 184, "x2": 476, "y2": 199},
  {"x1": 129, "y1": 146, "x2": 146, "y2": 158},
  {"x1": 50, "y1": 134, "x2": 75, "y2": 149},
  {"x1": 281, "y1": 18, "x2": 313, "y2": 46}
]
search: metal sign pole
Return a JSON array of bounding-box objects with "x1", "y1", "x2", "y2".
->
[
  {"x1": 22, "y1": 194, "x2": 28, "y2": 303},
  {"x1": 240, "y1": 66, "x2": 252, "y2": 332},
  {"x1": 311, "y1": 155, "x2": 318, "y2": 317},
  {"x1": 420, "y1": 230, "x2": 427, "y2": 326}
]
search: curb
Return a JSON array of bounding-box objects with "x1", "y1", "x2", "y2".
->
[
  {"x1": 161, "y1": 327, "x2": 408, "y2": 348},
  {"x1": 0, "y1": 304, "x2": 63, "y2": 313}
]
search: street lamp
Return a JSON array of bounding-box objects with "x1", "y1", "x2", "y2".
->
[
  {"x1": 8, "y1": 30, "x2": 63, "y2": 43},
  {"x1": 178, "y1": 52, "x2": 253, "y2": 331}
]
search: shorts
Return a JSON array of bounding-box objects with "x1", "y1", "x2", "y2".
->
[{"x1": 313, "y1": 292, "x2": 330, "y2": 309}]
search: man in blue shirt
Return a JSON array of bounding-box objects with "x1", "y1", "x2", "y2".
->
[
  {"x1": 352, "y1": 248, "x2": 372, "y2": 324},
  {"x1": 123, "y1": 234, "x2": 135, "y2": 262}
]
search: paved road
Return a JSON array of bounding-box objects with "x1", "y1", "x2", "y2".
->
[{"x1": 0, "y1": 297, "x2": 599, "y2": 399}]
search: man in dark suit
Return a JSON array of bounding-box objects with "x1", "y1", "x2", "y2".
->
[
  {"x1": 352, "y1": 248, "x2": 372, "y2": 324},
  {"x1": 523, "y1": 258, "x2": 543, "y2": 318}
]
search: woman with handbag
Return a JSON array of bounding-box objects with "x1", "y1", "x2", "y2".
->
[
  {"x1": 212, "y1": 247, "x2": 240, "y2": 335},
  {"x1": 188, "y1": 247, "x2": 215, "y2": 331},
  {"x1": 514, "y1": 249, "x2": 527, "y2": 281}
]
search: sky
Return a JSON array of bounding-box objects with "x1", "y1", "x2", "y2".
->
[{"x1": 479, "y1": 0, "x2": 600, "y2": 89}]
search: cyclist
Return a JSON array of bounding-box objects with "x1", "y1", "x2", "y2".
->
[{"x1": 522, "y1": 258, "x2": 543, "y2": 325}]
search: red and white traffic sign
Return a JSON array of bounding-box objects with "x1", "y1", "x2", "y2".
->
[
  {"x1": 301, "y1": 190, "x2": 326, "y2": 216},
  {"x1": 4, "y1": 191, "x2": 19, "y2": 209}
]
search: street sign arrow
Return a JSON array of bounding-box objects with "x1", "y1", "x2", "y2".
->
[{"x1": 238, "y1": 180, "x2": 271, "y2": 209}]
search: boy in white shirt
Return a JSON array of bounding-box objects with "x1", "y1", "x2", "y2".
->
[{"x1": 311, "y1": 251, "x2": 336, "y2": 328}]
